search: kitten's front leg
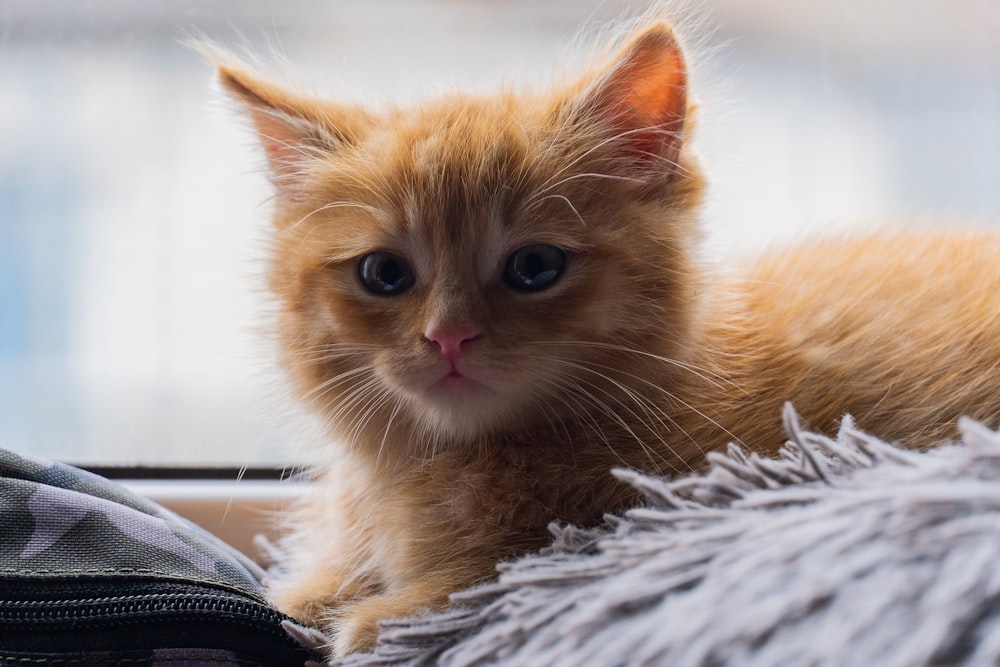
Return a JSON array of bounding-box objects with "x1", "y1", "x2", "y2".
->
[
  {"x1": 325, "y1": 570, "x2": 476, "y2": 657},
  {"x1": 268, "y1": 563, "x2": 366, "y2": 629},
  {"x1": 264, "y1": 524, "x2": 376, "y2": 628},
  {"x1": 265, "y1": 464, "x2": 381, "y2": 628}
]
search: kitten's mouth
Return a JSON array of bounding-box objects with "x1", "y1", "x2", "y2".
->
[{"x1": 432, "y1": 370, "x2": 488, "y2": 395}]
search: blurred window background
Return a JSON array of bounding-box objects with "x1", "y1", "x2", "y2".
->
[{"x1": 1, "y1": 0, "x2": 998, "y2": 466}]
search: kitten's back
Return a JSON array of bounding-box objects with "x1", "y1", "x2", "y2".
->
[{"x1": 685, "y1": 230, "x2": 1000, "y2": 452}]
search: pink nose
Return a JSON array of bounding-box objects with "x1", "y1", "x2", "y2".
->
[{"x1": 424, "y1": 325, "x2": 480, "y2": 368}]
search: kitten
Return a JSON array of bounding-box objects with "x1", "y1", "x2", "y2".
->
[{"x1": 216, "y1": 18, "x2": 1000, "y2": 657}]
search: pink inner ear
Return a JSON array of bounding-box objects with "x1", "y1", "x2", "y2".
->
[
  {"x1": 251, "y1": 111, "x2": 307, "y2": 179},
  {"x1": 217, "y1": 64, "x2": 304, "y2": 179},
  {"x1": 595, "y1": 26, "x2": 688, "y2": 167},
  {"x1": 625, "y1": 53, "x2": 686, "y2": 128}
]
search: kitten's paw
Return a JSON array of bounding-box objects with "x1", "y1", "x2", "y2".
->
[
  {"x1": 328, "y1": 593, "x2": 433, "y2": 657},
  {"x1": 269, "y1": 576, "x2": 352, "y2": 628},
  {"x1": 329, "y1": 612, "x2": 380, "y2": 658},
  {"x1": 270, "y1": 588, "x2": 331, "y2": 628}
]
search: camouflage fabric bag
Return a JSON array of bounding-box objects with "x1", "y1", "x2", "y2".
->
[{"x1": 0, "y1": 449, "x2": 316, "y2": 666}]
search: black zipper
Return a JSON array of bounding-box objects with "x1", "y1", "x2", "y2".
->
[
  {"x1": 0, "y1": 579, "x2": 319, "y2": 664},
  {"x1": 0, "y1": 591, "x2": 283, "y2": 629}
]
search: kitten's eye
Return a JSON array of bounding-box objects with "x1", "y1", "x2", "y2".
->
[
  {"x1": 503, "y1": 244, "x2": 566, "y2": 292},
  {"x1": 358, "y1": 252, "x2": 415, "y2": 296}
]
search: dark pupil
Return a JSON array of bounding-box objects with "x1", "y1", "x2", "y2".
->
[
  {"x1": 379, "y1": 259, "x2": 401, "y2": 286},
  {"x1": 505, "y1": 244, "x2": 565, "y2": 291},
  {"x1": 360, "y1": 252, "x2": 414, "y2": 295},
  {"x1": 523, "y1": 253, "x2": 545, "y2": 280}
]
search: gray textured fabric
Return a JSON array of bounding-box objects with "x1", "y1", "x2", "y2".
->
[
  {"x1": 0, "y1": 448, "x2": 266, "y2": 596},
  {"x1": 336, "y1": 406, "x2": 1000, "y2": 666},
  {"x1": 0, "y1": 448, "x2": 317, "y2": 665}
]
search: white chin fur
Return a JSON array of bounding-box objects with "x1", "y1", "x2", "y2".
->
[{"x1": 411, "y1": 391, "x2": 521, "y2": 445}]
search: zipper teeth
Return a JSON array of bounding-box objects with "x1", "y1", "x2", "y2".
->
[{"x1": 0, "y1": 592, "x2": 278, "y2": 625}]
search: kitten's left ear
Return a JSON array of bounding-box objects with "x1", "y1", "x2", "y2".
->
[
  {"x1": 214, "y1": 58, "x2": 371, "y2": 187},
  {"x1": 572, "y1": 23, "x2": 688, "y2": 179}
]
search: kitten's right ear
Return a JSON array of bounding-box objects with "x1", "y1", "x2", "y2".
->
[
  {"x1": 214, "y1": 58, "x2": 369, "y2": 184},
  {"x1": 568, "y1": 23, "x2": 689, "y2": 182}
]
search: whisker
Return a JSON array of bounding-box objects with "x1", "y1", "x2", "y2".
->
[
  {"x1": 531, "y1": 373, "x2": 607, "y2": 438},
  {"x1": 353, "y1": 393, "x2": 394, "y2": 452},
  {"x1": 555, "y1": 355, "x2": 745, "y2": 452},
  {"x1": 562, "y1": 374, "x2": 684, "y2": 474},
  {"x1": 316, "y1": 375, "x2": 382, "y2": 435},
  {"x1": 301, "y1": 365, "x2": 373, "y2": 402},
  {"x1": 535, "y1": 340, "x2": 740, "y2": 392},
  {"x1": 532, "y1": 352, "x2": 720, "y2": 469},
  {"x1": 285, "y1": 200, "x2": 383, "y2": 233},
  {"x1": 289, "y1": 343, "x2": 380, "y2": 368},
  {"x1": 526, "y1": 171, "x2": 642, "y2": 210},
  {"x1": 529, "y1": 373, "x2": 622, "y2": 466},
  {"x1": 375, "y1": 397, "x2": 405, "y2": 470},
  {"x1": 530, "y1": 126, "x2": 645, "y2": 194},
  {"x1": 527, "y1": 193, "x2": 586, "y2": 225},
  {"x1": 529, "y1": 356, "x2": 687, "y2": 473},
  {"x1": 527, "y1": 122, "x2": 682, "y2": 204}
]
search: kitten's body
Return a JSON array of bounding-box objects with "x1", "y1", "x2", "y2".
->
[
  {"x1": 693, "y1": 231, "x2": 1000, "y2": 453},
  {"x1": 216, "y1": 19, "x2": 1000, "y2": 656}
]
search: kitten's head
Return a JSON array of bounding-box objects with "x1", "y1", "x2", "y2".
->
[{"x1": 219, "y1": 23, "x2": 705, "y2": 456}]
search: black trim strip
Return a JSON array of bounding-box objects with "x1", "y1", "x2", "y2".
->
[{"x1": 76, "y1": 465, "x2": 306, "y2": 481}]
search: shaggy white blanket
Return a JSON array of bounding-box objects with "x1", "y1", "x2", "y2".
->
[{"x1": 294, "y1": 405, "x2": 1000, "y2": 666}]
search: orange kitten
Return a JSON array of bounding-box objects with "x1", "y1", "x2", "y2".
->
[{"x1": 216, "y1": 19, "x2": 1000, "y2": 657}]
